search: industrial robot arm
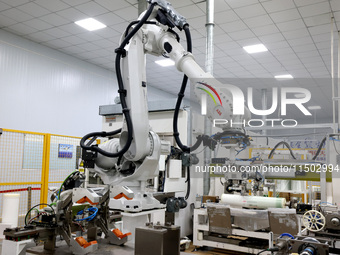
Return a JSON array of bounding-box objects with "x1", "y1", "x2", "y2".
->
[{"x1": 80, "y1": 0, "x2": 250, "y2": 189}]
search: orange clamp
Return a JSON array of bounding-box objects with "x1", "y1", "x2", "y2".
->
[
  {"x1": 114, "y1": 192, "x2": 133, "y2": 200},
  {"x1": 76, "y1": 196, "x2": 98, "y2": 205},
  {"x1": 112, "y1": 228, "x2": 132, "y2": 239},
  {"x1": 75, "y1": 236, "x2": 97, "y2": 249}
]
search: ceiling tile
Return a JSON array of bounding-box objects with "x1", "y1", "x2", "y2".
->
[
  {"x1": 5, "y1": 23, "x2": 38, "y2": 35},
  {"x1": 220, "y1": 20, "x2": 248, "y2": 33},
  {"x1": 261, "y1": 0, "x2": 295, "y2": 13},
  {"x1": 293, "y1": 44, "x2": 317, "y2": 53},
  {"x1": 43, "y1": 38, "x2": 72, "y2": 49},
  {"x1": 93, "y1": 27, "x2": 120, "y2": 39},
  {"x1": 61, "y1": 0, "x2": 91, "y2": 6},
  {"x1": 76, "y1": 32, "x2": 103, "y2": 42},
  {"x1": 237, "y1": 38, "x2": 262, "y2": 47},
  {"x1": 77, "y1": 42, "x2": 102, "y2": 51},
  {"x1": 303, "y1": 13, "x2": 331, "y2": 27},
  {"x1": 94, "y1": 0, "x2": 130, "y2": 11},
  {"x1": 330, "y1": 0, "x2": 340, "y2": 12},
  {"x1": 214, "y1": 10, "x2": 239, "y2": 24},
  {"x1": 44, "y1": 27, "x2": 71, "y2": 38},
  {"x1": 214, "y1": 1, "x2": 231, "y2": 13},
  {"x1": 58, "y1": 23, "x2": 87, "y2": 35},
  {"x1": 289, "y1": 36, "x2": 314, "y2": 46},
  {"x1": 0, "y1": 2, "x2": 11, "y2": 11},
  {"x1": 295, "y1": 0, "x2": 327, "y2": 7},
  {"x1": 61, "y1": 45, "x2": 87, "y2": 54},
  {"x1": 176, "y1": 4, "x2": 205, "y2": 19},
  {"x1": 234, "y1": 4, "x2": 266, "y2": 19},
  {"x1": 269, "y1": 9, "x2": 301, "y2": 23},
  {"x1": 270, "y1": 47, "x2": 295, "y2": 56},
  {"x1": 259, "y1": 33, "x2": 285, "y2": 43},
  {"x1": 95, "y1": 12, "x2": 125, "y2": 26},
  {"x1": 0, "y1": 15, "x2": 18, "y2": 27},
  {"x1": 243, "y1": 15, "x2": 273, "y2": 28},
  {"x1": 1, "y1": 0, "x2": 30, "y2": 7},
  {"x1": 17, "y1": 2, "x2": 50, "y2": 17},
  {"x1": 187, "y1": 16, "x2": 205, "y2": 30},
  {"x1": 276, "y1": 19, "x2": 306, "y2": 32},
  {"x1": 298, "y1": 2, "x2": 330, "y2": 18},
  {"x1": 308, "y1": 24, "x2": 331, "y2": 35},
  {"x1": 57, "y1": 7, "x2": 87, "y2": 22},
  {"x1": 282, "y1": 28, "x2": 310, "y2": 40},
  {"x1": 214, "y1": 33, "x2": 233, "y2": 43},
  {"x1": 24, "y1": 31, "x2": 57, "y2": 42},
  {"x1": 296, "y1": 50, "x2": 320, "y2": 58},
  {"x1": 61, "y1": 35, "x2": 86, "y2": 45},
  {"x1": 252, "y1": 24, "x2": 279, "y2": 36},
  {"x1": 1, "y1": 8, "x2": 33, "y2": 22},
  {"x1": 226, "y1": 0, "x2": 259, "y2": 9},
  {"x1": 228, "y1": 29, "x2": 255, "y2": 40},
  {"x1": 75, "y1": 1, "x2": 108, "y2": 17},
  {"x1": 115, "y1": 6, "x2": 138, "y2": 21},
  {"x1": 25, "y1": 19, "x2": 53, "y2": 31},
  {"x1": 34, "y1": 0, "x2": 70, "y2": 12},
  {"x1": 40, "y1": 13, "x2": 70, "y2": 26}
]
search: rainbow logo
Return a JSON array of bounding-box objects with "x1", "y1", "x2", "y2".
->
[{"x1": 197, "y1": 82, "x2": 222, "y2": 106}]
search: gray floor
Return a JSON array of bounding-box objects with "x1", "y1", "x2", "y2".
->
[{"x1": 0, "y1": 239, "x2": 191, "y2": 255}]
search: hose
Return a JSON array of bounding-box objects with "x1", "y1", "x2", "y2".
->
[
  {"x1": 173, "y1": 24, "x2": 204, "y2": 153},
  {"x1": 268, "y1": 141, "x2": 297, "y2": 160},
  {"x1": 312, "y1": 137, "x2": 326, "y2": 160},
  {"x1": 80, "y1": 3, "x2": 156, "y2": 158}
]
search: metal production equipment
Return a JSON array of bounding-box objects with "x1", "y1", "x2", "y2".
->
[{"x1": 3, "y1": 186, "x2": 131, "y2": 255}]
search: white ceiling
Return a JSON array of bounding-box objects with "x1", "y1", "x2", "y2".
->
[{"x1": 0, "y1": 0, "x2": 339, "y2": 123}]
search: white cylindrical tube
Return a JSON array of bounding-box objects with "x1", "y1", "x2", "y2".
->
[
  {"x1": 2, "y1": 193, "x2": 20, "y2": 227},
  {"x1": 221, "y1": 194, "x2": 286, "y2": 209}
]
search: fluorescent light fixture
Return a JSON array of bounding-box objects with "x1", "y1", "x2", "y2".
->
[
  {"x1": 308, "y1": 106, "x2": 321, "y2": 110},
  {"x1": 155, "y1": 59, "x2": 175, "y2": 67},
  {"x1": 243, "y1": 44, "x2": 268, "y2": 54},
  {"x1": 75, "y1": 18, "x2": 106, "y2": 31},
  {"x1": 275, "y1": 74, "x2": 294, "y2": 79}
]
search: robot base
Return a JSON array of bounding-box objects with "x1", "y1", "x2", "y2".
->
[{"x1": 109, "y1": 192, "x2": 165, "y2": 212}]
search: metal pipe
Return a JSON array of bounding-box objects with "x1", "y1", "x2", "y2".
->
[
  {"x1": 203, "y1": 0, "x2": 214, "y2": 196},
  {"x1": 338, "y1": 30, "x2": 340, "y2": 130},
  {"x1": 27, "y1": 186, "x2": 32, "y2": 219},
  {"x1": 331, "y1": 17, "x2": 336, "y2": 132},
  {"x1": 261, "y1": 89, "x2": 267, "y2": 136}
]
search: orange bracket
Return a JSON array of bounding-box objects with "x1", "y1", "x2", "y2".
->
[
  {"x1": 114, "y1": 192, "x2": 133, "y2": 200},
  {"x1": 76, "y1": 196, "x2": 99, "y2": 205},
  {"x1": 112, "y1": 228, "x2": 132, "y2": 239},
  {"x1": 75, "y1": 236, "x2": 98, "y2": 248}
]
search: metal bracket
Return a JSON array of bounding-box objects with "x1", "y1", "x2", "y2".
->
[{"x1": 147, "y1": 0, "x2": 187, "y2": 29}]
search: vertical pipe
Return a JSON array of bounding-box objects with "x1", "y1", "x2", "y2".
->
[
  {"x1": 338, "y1": 31, "x2": 340, "y2": 129},
  {"x1": 261, "y1": 89, "x2": 267, "y2": 136},
  {"x1": 203, "y1": 0, "x2": 214, "y2": 196},
  {"x1": 138, "y1": 0, "x2": 148, "y2": 15},
  {"x1": 331, "y1": 17, "x2": 336, "y2": 132},
  {"x1": 85, "y1": 168, "x2": 89, "y2": 188},
  {"x1": 27, "y1": 186, "x2": 32, "y2": 219}
]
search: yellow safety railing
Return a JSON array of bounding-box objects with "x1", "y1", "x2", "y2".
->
[{"x1": 0, "y1": 129, "x2": 83, "y2": 223}]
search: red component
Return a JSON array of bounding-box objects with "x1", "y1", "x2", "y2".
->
[
  {"x1": 76, "y1": 196, "x2": 98, "y2": 205},
  {"x1": 113, "y1": 192, "x2": 133, "y2": 200},
  {"x1": 112, "y1": 228, "x2": 131, "y2": 239},
  {"x1": 0, "y1": 188, "x2": 40, "y2": 194}
]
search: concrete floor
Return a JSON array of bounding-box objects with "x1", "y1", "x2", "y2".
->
[{"x1": 0, "y1": 239, "x2": 193, "y2": 255}]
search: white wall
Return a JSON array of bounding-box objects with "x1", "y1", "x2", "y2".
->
[{"x1": 0, "y1": 29, "x2": 175, "y2": 137}]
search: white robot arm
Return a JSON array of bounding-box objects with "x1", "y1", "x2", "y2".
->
[{"x1": 80, "y1": 0, "x2": 250, "y2": 190}]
